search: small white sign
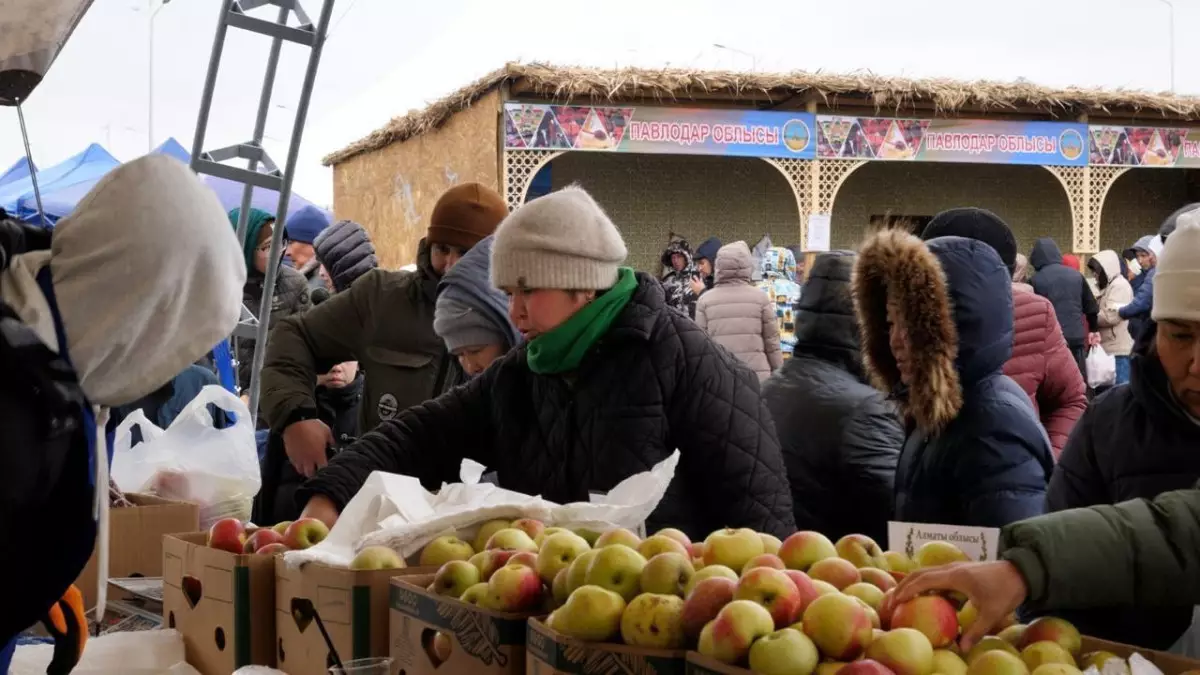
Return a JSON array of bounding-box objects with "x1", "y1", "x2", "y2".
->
[
  {"x1": 806, "y1": 213, "x2": 832, "y2": 252},
  {"x1": 887, "y1": 521, "x2": 1000, "y2": 562}
]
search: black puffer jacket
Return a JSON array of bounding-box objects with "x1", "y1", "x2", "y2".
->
[
  {"x1": 1029, "y1": 238, "x2": 1098, "y2": 347},
  {"x1": 298, "y1": 272, "x2": 797, "y2": 539},
  {"x1": 762, "y1": 251, "x2": 902, "y2": 543},
  {"x1": 239, "y1": 264, "x2": 311, "y2": 392},
  {"x1": 314, "y1": 220, "x2": 379, "y2": 293},
  {"x1": 1043, "y1": 321, "x2": 1200, "y2": 649}
]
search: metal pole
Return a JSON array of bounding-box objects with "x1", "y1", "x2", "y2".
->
[
  {"x1": 15, "y1": 102, "x2": 46, "y2": 227},
  {"x1": 1156, "y1": 0, "x2": 1175, "y2": 91},
  {"x1": 247, "y1": 0, "x2": 337, "y2": 422},
  {"x1": 190, "y1": 1, "x2": 233, "y2": 177}
]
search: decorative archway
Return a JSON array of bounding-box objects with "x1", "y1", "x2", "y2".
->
[
  {"x1": 1042, "y1": 165, "x2": 1129, "y2": 254},
  {"x1": 502, "y1": 149, "x2": 564, "y2": 210}
]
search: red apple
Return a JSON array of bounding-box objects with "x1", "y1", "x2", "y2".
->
[
  {"x1": 808, "y1": 557, "x2": 861, "y2": 590},
  {"x1": 741, "y1": 554, "x2": 787, "y2": 575},
  {"x1": 681, "y1": 576, "x2": 737, "y2": 641},
  {"x1": 859, "y1": 567, "x2": 898, "y2": 592},
  {"x1": 486, "y1": 563, "x2": 544, "y2": 612},
  {"x1": 207, "y1": 518, "x2": 246, "y2": 554},
  {"x1": 735, "y1": 567, "x2": 804, "y2": 628},
  {"x1": 783, "y1": 570, "x2": 821, "y2": 614},
  {"x1": 511, "y1": 518, "x2": 545, "y2": 542},
  {"x1": 256, "y1": 543, "x2": 289, "y2": 555},
  {"x1": 890, "y1": 595, "x2": 959, "y2": 648},
  {"x1": 283, "y1": 517, "x2": 330, "y2": 550},
  {"x1": 779, "y1": 531, "x2": 837, "y2": 571},
  {"x1": 839, "y1": 659, "x2": 899, "y2": 675},
  {"x1": 243, "y1": 528, "x2": 284, "y2": 554},
  {"x1": 508, "y1": 551, "x2": 538, "y2": 569}
]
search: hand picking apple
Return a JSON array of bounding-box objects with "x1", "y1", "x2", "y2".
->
[{"x1": 893, "y1": 560, "x2": 1029, "y2": 650}]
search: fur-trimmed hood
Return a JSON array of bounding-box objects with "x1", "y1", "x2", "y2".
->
[
  {"x1": 853, "y1": 230, "x2": 1014, "y2": 433},
  {"x1": 661, "y1": 238, "x2": 694, "y2": 271}
]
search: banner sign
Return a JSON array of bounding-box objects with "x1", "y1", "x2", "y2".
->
[
  {"x1": 888, "y1": 521, "x2": 1000, "y2": 563},
  {"x1": 816, "y1": 116, "x2": 1088, "y2": 167},
  {"x1": 504, "y1": 103, "x2": 816, "y2": 159},
  {"x1": 1088, "y1": 125, "x2": 1200, "y2": 167}
]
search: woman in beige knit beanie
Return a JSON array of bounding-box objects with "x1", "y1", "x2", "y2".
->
[{"x1": 298, "y1": 185, "x2": 797, "y2": 540}]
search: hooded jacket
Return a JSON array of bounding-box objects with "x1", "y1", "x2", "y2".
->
[
  {"x1": 434, "y1": 235, "x2": 521, "y2": 355},
  {"x1": 1040, "y1": 322, "x2": 1200, "y2": 648},
  {"x1": 314, "y1": 219, "x2": 378, "y2": 293},
  {"x1": 854, "y1": 231, "x2": 1054, "y2": 528},
  {"x1": 1088, "y1": 250, "x2": 1134, "y2": 357},
  {"x1": 297, "y1": 272, "x2": 797, "y2": 540},
  {"x1": 694, "y1": 236, "x2": 722, "y2": 290},
  {"x1": 694, "y1": 242, "x2": 783, "y2": 380},
  {"x1": 260, "y1": 239, "x2": 463, "y2": 435},
  {"x1": 0, "y1": 154, "x2": 243, "y2": 646},
  {"x1": 763, "y1": 251, "x2": 902, "y2": 543},
  {"x1": 1030, "y1": 238, "x2": 1099, "y2": 346},
  {"x1": 1120, "y1": 266, "x2": 1156, "y2": 343},
  {"x1": 660, "y1": 238, "x2": 700, "y2": 318}
]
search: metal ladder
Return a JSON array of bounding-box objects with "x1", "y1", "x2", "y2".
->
[{"x1": 188, "y1": 0, "x2": 336, "y2": 426}]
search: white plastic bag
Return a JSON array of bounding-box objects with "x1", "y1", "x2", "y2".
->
[
  {"x1": 1087, "y1": 345, "x2": 1116, "y2": 389},
  {"x1": 111, "y1": 385, "x2": 260, "y2": 528}
]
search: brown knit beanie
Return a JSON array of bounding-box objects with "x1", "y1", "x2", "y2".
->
[{"x1": 427, "y1": 183, "x2": 508, "y2": 249}]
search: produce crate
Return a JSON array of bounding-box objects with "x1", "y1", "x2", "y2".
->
[
  {"x1": 161, "y1": 532, "x2": 276, "y2": 675},
  {"x1": 685, "y1": 652, "x2": 751, "y2": 675},
  {"x1": 1081, "y1": 636, "x2": 1200, "y2": 675},
  {"x1": 275, "y1": 557, "x2": 434, "y2": 675},
  {"x1": 389, "y1": 574, "x2": 532, "y2": 675},
  {"x1": 526, "y1": 617, "x2": 686, "y2": 675}
]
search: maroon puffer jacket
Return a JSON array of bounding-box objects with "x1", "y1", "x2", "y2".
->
[{"x1": 1003, "y1": 284, "x2": 1087, "y2": 458}]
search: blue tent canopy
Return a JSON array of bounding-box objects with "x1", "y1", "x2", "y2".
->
[
  {"x1": 0, "y1": 144, "x2": 120, "y2": 223},
  {"x1": 0, "y1": 157, "x2": 36, "y2": 189}
]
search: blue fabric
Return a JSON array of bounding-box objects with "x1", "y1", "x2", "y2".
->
[
  {"x1": 212, "y1": 340, "x2": 237, "y2": 394},
  {"x1": 0, "y1": 637, "x2": 13, "y2": 672},
  {"x1": 694, "y1": 236, "x2": 722, "y2": 263},
  {"x1": 1121, "y1": 268, "x2": 1156, "y2": 345},
  {"x1": 894, "y1": 237, "x2": 1054, "y2": 528},
  {"x1": 284, "y1": 204, "x2": 330, "y2": 244},
  {"x1": 4, "y1": 144, "x2": 121, "y2": 222},
  {"x1": 0, "y1": 156, "x2": 35, "y2": 188},
  {"x1": 256, "y1": 429, "x2": 270, "y2": 462},
  {"x1": 1115, "y1": 354, "x2": 1131, "y2": 386}
]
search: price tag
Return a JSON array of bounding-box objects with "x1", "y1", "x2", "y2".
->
[{"x1": 887, "y1": 521, "x2": 1000, "y2": 562}]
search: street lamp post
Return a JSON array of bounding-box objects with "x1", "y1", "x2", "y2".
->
[
  {"x1": 712, "y1": 43, "x2": 758, "y2": 71},
  {"x1": 1155, "y1": 0, "x2": 1175, "y2": 92},
  {"x1": 148, "y1": 0, "x2": 172, "y2": 152}
]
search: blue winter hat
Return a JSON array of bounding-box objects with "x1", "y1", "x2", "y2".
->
[
  {"x1": 695, "y1": 236, "x2": 722, "y2": 264},
  {"x1": 285, "y1": 205, "x2": 331, "y2": 244}
]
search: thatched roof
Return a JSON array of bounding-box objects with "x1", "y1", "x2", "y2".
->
[{"x1": 323, "y1": 62, "x2": 1200, "y2": 166}]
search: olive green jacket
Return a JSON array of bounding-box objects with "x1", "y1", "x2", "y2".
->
[{"x1": 1002, "y1": 486, "x2": 1200, "y2": 612}]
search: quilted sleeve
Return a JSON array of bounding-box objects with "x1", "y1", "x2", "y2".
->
[
  {"x1": 839, "y1": 396, "x2": 902, "y2": 542},
  {"x1": 669, "y1": 327, "x2": 797, "y2": 538},
  {"x1": 1047, "y1": 406, "x2": 1108, "y2": 511}
]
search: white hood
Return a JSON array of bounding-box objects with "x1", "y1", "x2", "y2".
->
[{"x1": 0, "y1": 154, "x2": 245, "y2": 406}]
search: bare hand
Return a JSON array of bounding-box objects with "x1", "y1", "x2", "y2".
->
[
  {"x1": 893, "y1": 561, "x2": 1029, "y2": 650},
  {"x1": 301, "y1": 494, "x2": 340, "y2": 528},
  {"x1": 689, "y1": 277, "x2": 705, "y2": 296},
  {"x1": 283, "y1": 419, "x2": 334, "y2": 478},
  {"x1": 1087, "y1": 332, "x2": 1102, "y2": 347}
]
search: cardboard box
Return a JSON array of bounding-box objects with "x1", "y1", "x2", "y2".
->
[
  {"x1": 685, "y1": 652, "x2": 748, "y2": 675},
  {"x1": 161, "y1": 532, "x2": 276, "y2": 675},
  {"x1": 526, "y1": 617, "x2": 687, "y2": 675},
  {"x1": 389, "y1": 574, "x2": 531, "y2": 675},
  {"x1": 1081, "y1": 636, "x2": 1200, "y2": 675},
  {"x1": 76, "y1": 493, "x2": 199, "y2": 610},
  {"x1": 276, "y1": 557, "x2": 434, "y2": 675}
]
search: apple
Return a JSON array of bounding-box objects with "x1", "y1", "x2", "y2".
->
[
  {"x1": 1032, "y1": 666, "x2": 1083, "y2": 675},
  {"x1": 350, "y1": 545, "x2": 405, "y2": 570},
  {"x1": 638, "y1": 534, "x2": 690, "y2": 560},
  {"x1": 584, "y1": 544, "x2": 646, "y2": 601},
  {"x1": 283, "y1": 518, "x2": 329, "y2": 550},
  {"x1": 573, "y1": 528, "x2": 602, "y2": 547},
  {"x1": 485, "y1": 528, "x2": 538, "y2": 553},
  {"x1": 966, "y1": 649, "x2": 1027, "y2": 675},
  {"x1": 760, "y1": 533, "x2": 783, "y2": 556},
  {"x1": 697, "y1": 599, "x2": 775, "y2": 664},
  {"x1": 1022, "y1": 642, "x2": 1076, "y2": 671},
  {"x1": 256, "y1": 543, "x2": 289, "y2": 555},
  {"x1": 855, "y1": 597, "x2": 882, "y2": 629},
  {"x1": 511, "y1": 518, "x2": 545, "y2": 542},
  {"x1": 780, "y1": 531, "x2": 838, "y2": 571},
  {"x1": 594, "y1": 528, "x2": 642, "y2": 550},
  {"x1": 681, "y1": 576, "x2": 737, "y2": 640},
  {"x1": 749, "y1": 628, "x2": 820, "y2": 675},
  {"x1": 782, "y1": 570, "x2": 821, "y2": 614},
  {"x1": 620, "y1": 593, "x2": 686, "y2": 648},
  {"x1": 808, "y1": 557, "x2": 861, "y2": 590},
  {"x1": 534, "y1": 526, "x2": 568, "y2": 547},
  {"x1": 207, "y1": 518, "x2": 246, "y2": 554},
  {"x1": 459, "y1": 582, "x2": 490, "y2": 606},
  {"x1": 243, "y1": 528, "x2": 284, "y2": 554},
  {"x1": 914, "y1": 541, "x2": 969, "y2": 569},
  {"x1": 432, "y1": 560, "x2": 480, "y2": 597},
  {"x1": 742, "y1": 554, "x2": 787, "y2": 575},
  {"x1": 685, "y1": 565, "x2": 739, "y2": 596},
  {"x1": 1080, "y1": 652, "x2": 1126, "y2": 674},
  {"x1": 1021, "y1": 617, "x2": 1081, "y2": 656},
  {"x1": 472, "y1": 519, "x2": 512, "y2": 552},
  {"x1": 509, "y1": 551, "x2": 539, "y2": 569},
  {"x1": 866, "y1": 627, "x2": 934, "y2": 675},
  {"x1": 420, "y1": 535, "x2": 475, "y2": 567},
  {"x1": 272, "y1": 521, "x2": 292, "y2": 535},
  {"x1": 836, "y1": 534, "x2": 889, "y2": 570},
  {"x1": 891, "y1": 595, "x2": 959, "y2": 649},
  {"x1": 967, "y1": 637, "x2": 1020, "y2": 665},
  {"x1": 884, "y1": 551, "x2": 916, "y2": 573},
  {"x1": 811, "y1": 579, "x2": 840, "y2": 596},
  {"x1": 818, "y1": 663, "x2": 852, "y2": 675},
  {"x1": 935, "y1": 649, "x2": 970, "y2": 675},
  {"x1": 843, "y1": 583, "x2": 886, "y2": 611},
  {"x1": 536, "y1": 531, "x2": 591, "y2": 584},
  {"x1": 431, "y1": 632, "x2": 452, "y2": 662},
  {"x1": 801, "y1": 592, "x2": 874, "y2": 661},
  {"x1": 860, "y1": 567, "x2": 898, "y2": 592},
  {"x1": 551, "y1": 568, "x2": 571, "y2": 607},
  {"x1": 486, "y1": 563, "x2": 543, "y2": 612},
  {"x1": 703, "y1": 528, "x2": 765, "y2": 573},
  {"x1": 640, "y1": 552, "x2": 694, "y2": 596},
  {"x1": 470, "y1": 549, "x2": 515, "y2": 581},
  {"x1": 735, "y1": 567, "x2": 804, "y2": 628},
  {"x1": 565, "y1": 549, "x2": 600, "y2": 595},
  {"x1": 958, "y1": 600, "x2": 979, "y2": 632},
  {"x1": 546, "y1": 585, "x2": 626, "y2": 641},
  {"x1": 840, "y1": 660, "x2": 898, "y2": 675},
  {"x1": 997, "y1": 625, "x2": 1027, "y2": 647}
]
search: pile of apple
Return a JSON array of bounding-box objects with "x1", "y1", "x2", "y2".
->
[{"x1": 206, "y1": 517, "x2": 331, "y2": 556}]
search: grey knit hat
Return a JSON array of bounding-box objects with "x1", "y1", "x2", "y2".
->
[
  {"x1": 434, "y1": 294, "x2": 510, "y2": 353},
  {"x1": 491, "y1": 186, "x2": 628, "y2": 290}
]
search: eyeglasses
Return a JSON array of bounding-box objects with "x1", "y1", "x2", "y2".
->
[{"x1": 256, "y1": 239, "x2": 288, "y2": 253}]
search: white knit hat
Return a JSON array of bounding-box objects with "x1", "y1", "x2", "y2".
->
[
  {"x1": 490, "y1": 186, "x2": 628, "y2": 290},
  {"x1": 1152, "y1": 214, "x2": 1200, "y2": 322}
]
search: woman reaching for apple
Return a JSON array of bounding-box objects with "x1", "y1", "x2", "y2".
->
[{"x1": 297, "y1": 186, "x2": 796, "y2": 540}]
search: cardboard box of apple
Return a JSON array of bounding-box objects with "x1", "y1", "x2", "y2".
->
[{"x1": 207, "y1": 516, "x2": 415, "y2": 569}]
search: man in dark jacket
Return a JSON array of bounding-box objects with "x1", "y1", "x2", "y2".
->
[
  {"x1": 854, "y1": 230, "x2": 1053, "y2": 527},
  {"x1": 1120, "y1": 235, "x2": 1159, "y2": 344},
  {"x1": 1044, "y1": 220, "x2": 1200, "y2": 649},
  {"x1": 694, "y1": 236, "x2": 722, "y2": 291},
  {"x1": 284, "y1": 204, "x2": 331, "y2": 291},
  {"x1": 314, "y1": 219, "x2": 379, "y2": 293},
  {"x1": 1029, "y1": 237, "x2": 1099, "y2": 379},
  {"x1": 261, "y1": 183, "x2": 506, "y2": 478},
  {"x1": 762, "y1": 251, "x2": 902, "y2": 543},
  {"x1": 296, "y1": 186, "x2": 797, "y2": 539}
]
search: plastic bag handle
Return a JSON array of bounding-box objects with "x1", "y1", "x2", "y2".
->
[
  {"x1": 113, "y1": 409, "x2": 165, "y2": 451},
  {"x1": 175, "y1": 385, "x2": 253, "y2": 432}
]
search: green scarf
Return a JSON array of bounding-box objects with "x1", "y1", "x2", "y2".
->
[{"x1": 526, "y1": 268, "x2": 638, "y2": 374}]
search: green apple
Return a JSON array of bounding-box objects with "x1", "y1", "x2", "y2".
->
[
  {"x1": 760, "y1": 533, "x2": 783, "y2": 556},
  {"x1": 472, "y1": 519, "x2": 512, "y2": 553},
  {"x1": 432, "y1": 560, "x2": 480, "y2": 598},
  {"x1": 703, "y1": 528, "x2": 765, "y2": 573},
  {"x1": 749, "y1": 628, "x2": 819, "y2": 675},
  {"x1": 349, "y1": 545, "x2": 404, "y2": 570},
  {"x1": 865, "y1": 627, "x2": 935, "y2": 675},
  {"x1": 835, "y1": 534, "x2": 889, "y2": 570},
  {"x1": 640, "y1": 552, "x2": 695, "y2": 596},
  {"x1": 547, "y1": 585, "x2": 625, "y2": 641},
  {"x1": 419, "y1": 535, "x2": 475, "y2": 567},
  {"x1": 485, "y1": 528, "x2": 538, "y2": 553},
  {"x1": 535, "y1": 531, "x2": 591, "y2": 584},
  {"x1": 637, "y1": 534, "x2": 690, "y2": 560},
  {"x1": 565, "y1": 549, "x2": 600, "y2": 595},
  {"x1": 684, "y1": 564, "x2": 738, "y2": 596},
  {"x1": 459, "y1": 582, "x2": 490, "y2": 606},
  {"x1": 620, "y1": 593, "x2": 686, "y2": 648},
  {"x1": 594, "y1": 528, "x2": 642, "y2": 550},
  {"x1": 534, "y1": 526, "x2": 569, "y2": 547},
  {"x1": 584, "y1": 544, "x2": 646, "y2": 601}
]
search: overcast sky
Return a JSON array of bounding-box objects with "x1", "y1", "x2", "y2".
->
[{"x1": 1, "y1": 0, "x2": 1193, "y2": 208}]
